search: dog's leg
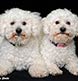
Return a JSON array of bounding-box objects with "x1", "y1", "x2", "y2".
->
[
  {"x1": 46, "y1": 63, "x2": 63, "y2": 76},
  {"x1": 28, "y1": 57, "x2": 49, "y2": 78},
  {"x1": 0, "y1": 59, "x2": 14, "y2": 76},
  {"x1": 65, "y1": 56, "x2": 78, "y2": 76}
]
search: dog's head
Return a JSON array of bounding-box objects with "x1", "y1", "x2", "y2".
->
[
  {"x1": 0, "y1": 8, "x2": 42, "y2": 46},
  {"x1": 42, "y1": 9, "x2": 78, "y2": 44}
]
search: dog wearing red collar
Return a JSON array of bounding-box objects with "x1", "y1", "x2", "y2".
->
[{"x1": 40, "y1": 9, "x2": 78, "y2": 76}]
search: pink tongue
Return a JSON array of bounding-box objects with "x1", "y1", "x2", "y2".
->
[{"x1": 57, "y1": 43, "x2": 65, "y2": 47}]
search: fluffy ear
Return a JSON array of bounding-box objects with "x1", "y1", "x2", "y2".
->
[
  {"x1": 0, "y1": 15, "x2": 5, "y2": 37},
  {"x1": 76, "y1": 24, "x2": 78, "y2": 37},
  {"x1": 74, "y1": 16, "x2": 78, "y2": 37},
  {"x1": 31, "y1": 21, "x2": 42, "y2": 37},
  {"x1": 31, "y1": 13, "x2": 42, "y2": 37},
  {"x1": 0, "y1": 15, "x2": 5, "y2": 43},
  {"x1": 0, "y1": 27, "x2": 4, "y2": 44},
  {"x1": 42, "y1": 18, "x2": 50, "y2": 35}
]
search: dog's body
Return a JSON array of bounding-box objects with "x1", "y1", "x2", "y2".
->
[
  {"x1": 0, "y1": 8, "x2": 48, "y2": 77},
  {"x1": 41, "y1": 36, "x2": 78, "y2": 75},
  {"x1": 0, "y1": 37, "x2": 47, "y2": 77},
  {"x1": 41, "y1": 9, "x2": 78, "y2": 76}
]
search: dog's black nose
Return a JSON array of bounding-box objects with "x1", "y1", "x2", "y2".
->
[
  {"x1": 60, "y1": 27, "x2": 66, "y2": 32},
  {"x1": 16, "y1": 27, "x2": 22, "y2": 34}
]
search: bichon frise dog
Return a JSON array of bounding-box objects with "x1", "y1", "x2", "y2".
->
[
  {"x1": 40, "y1": 9, "x2": 78, "y2": 76},
  {"x1": 0, "y1": 8, "x2": 48, "y2": 77}
]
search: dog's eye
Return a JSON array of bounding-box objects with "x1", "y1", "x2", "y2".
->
[
  {"x1": 66, "y1": 21, "x2": 71, "y2": 25},
  {"x1": 55, "y1": 21, "x2": 60, "y2": 24},
  {"x1": 10, "y1": 21, "x2": 15, "y2": 25},
  {"x1": 22, "y1": 21, "x2": 26, "y2": 25}
]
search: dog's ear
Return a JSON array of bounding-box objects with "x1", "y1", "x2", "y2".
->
[
  {"x1": 73, "y1": 15, "x2": 78, "y2": 37},
  {"x1": 76, "y1": 22, "x2": 78, "y2": 37},
  {"x1": 0, "y1": 13, "x2": 6, "y2": 37},
  {"x1": 64, "y1": 9, "x2": 78, "y2": 37},
  {"x1": 0, "y1": 15, "x2": 5, "y2": 43},
  {"x1": 42, "y1": 18, "x2": 50, "y2": 35},
  {"x1": 31, "y1": 20, "x2": 42, "y2": 37},
  {"x1": 31, "y1": 12, "x2": 42, "y2": 37}
]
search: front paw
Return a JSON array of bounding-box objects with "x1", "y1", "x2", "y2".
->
[
  {"x1": 50, "y1": 70, "x2": 63, "y2": 76},
  {"x1": 28, "y1": 65, "x2": 48, "y2": 78},
  {"x1": 0, "y1": 66, "x2": 9, "y2": 76},
  {"x1": 0, "y1": 65, "x2": 13, "y2": 76},
  {"x1": 65, "y1": 63, "x2": 78, "y2": 76},
  {"x1": 69, "y1": 68, "x2": 78, "y2": 76},
  {"x1": 50, "y1": 68, "x2": 63, "y2": 76}
]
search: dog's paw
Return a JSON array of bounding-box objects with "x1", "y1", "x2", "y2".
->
[
  {"x1": 69, "y1": 68, "x2": 78, "y2": 76},
  {"x1": 0, "y1": 64, "x2": 13, "y2": 76},
  {"x1": 0, "y1": 66, "x2": 9, "y2": 76},
  {"x1": 73, "y1": 72, "x2": 78, "y2": 76},
  {"x1": 49, "y1": 68, "x2": 63, "y2": 76},
  {"x1": 66, "y1": 63, "x2": 78, "y2": 76},
  {"x1": 29, "y1": 65, "x2": 48, "y2": 78}
]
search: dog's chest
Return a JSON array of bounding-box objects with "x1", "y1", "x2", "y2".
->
[
  {"x1": 13, "y1": 44, "x2": 38, "y2": 70},
  {"x1": 14, "y1": 39, "x2": 39, "y2": 59},
  {"x1": 41, "y1": 37, "x2": 75, "y2": 67},
  {"x1": 14, "y1": 39, "x2": 39, "y2": 68}
]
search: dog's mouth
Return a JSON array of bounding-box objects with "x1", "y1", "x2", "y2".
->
[
  {"x1": 51, "y1": 32, "x2": 73, "y2": 45},
  {"x1": 9, "y1": 33, "x2": 28, "y2": 40},
  {"x1": 53, "y1": 32, "x2": 72, "y2": 37},
  {"x1": 6, "y1": 32, "x2": 29, "y2": 46}
]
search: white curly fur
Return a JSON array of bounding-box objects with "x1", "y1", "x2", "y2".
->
[
  {"x1": 41, "y1": 9, "x2": 78, "y2": 76},
  {"x1": 0, "y1": 8, "x2": 48, "y2": 77}
]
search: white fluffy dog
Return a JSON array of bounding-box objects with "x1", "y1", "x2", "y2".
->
[
  {"x1": 41, "y1": 9, "x2": 78, "y2": 76},
  {"x1": 0, "y1": 8, "x2": 48, "y2": 77}
]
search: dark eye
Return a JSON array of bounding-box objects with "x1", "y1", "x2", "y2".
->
[
  {"x1": 55, "y1": 21, "x2": 60, "y2": 24},
  {"x1": 22, "y1": 21, "x2": 26, "y2": 25},
  {"x1": 66, "y1": 21, "x2": 71, "y2": 25},
  {"x1": 10, "y1": 21, "x2": 15, "y2": 25}
]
